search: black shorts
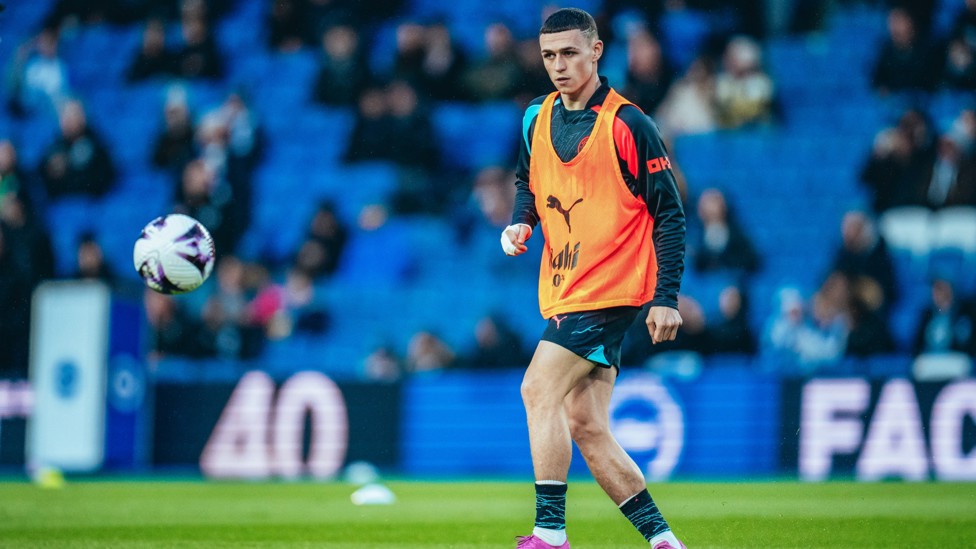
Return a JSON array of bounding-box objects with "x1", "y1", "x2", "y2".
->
[{"x1": 541, "y1": 306, "x2": 641, "y2": 369}]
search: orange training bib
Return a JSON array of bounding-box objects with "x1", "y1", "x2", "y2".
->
[{"x1": 528, "y1": 89, "x2": 657, "y2": 318}]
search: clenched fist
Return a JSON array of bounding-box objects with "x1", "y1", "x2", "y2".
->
[{"x1": 500, "y1": 224, "x2": 533, "y2": 256}]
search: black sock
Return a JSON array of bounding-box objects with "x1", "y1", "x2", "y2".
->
[
  {"x1": 619, "y1": 489, "x2": 670, "y2": 542},
  {"x1": 534, "y1": 482, "x2": 567, "y2": 531}
]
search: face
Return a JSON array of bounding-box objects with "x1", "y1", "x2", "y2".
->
[
  {"x1": 0, "y1": 140, "x2": 16, "y2": 172},
  {"x1": 539, "y1": 29, "x2": 602, "y2": 97},
  {"x1": 697, "y1": 189, "x2": 726, "y2": 223},
  {"x1": 932, "y1": 280, "x2": 954, "y2": 310},
  {"x1": 841, "y1": 212, "x2": 868, "y2": 249},
  {"x1": 323, "y1": 26, "x2": 357, "y2": 59},
  {"x1": 888, "y1": 9, "x2": 914, "y2": 46},
  {"x1": 78, "y1": 241, "x2": 103, "y2": 273},
  {"x1": 719, "y1": 286, "x2": 742, "y2": 319},
  {"x1": 59, "y1": 101, "x2": 87, "y2": 138}
]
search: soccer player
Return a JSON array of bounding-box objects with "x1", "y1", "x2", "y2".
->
[{"x1": 500, "y1": 8, "x2": 686, "y2": 549}]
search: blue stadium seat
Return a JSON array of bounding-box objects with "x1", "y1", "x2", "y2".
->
[
  {"x1": 13, "y1": 120, "x2": 56, "y2": 168},
  {"x1": 334, "y1": 217, "x2": 417, "y2": 288},
  {"x1": 866, "y1": 354, "x2": 913, "y2": 378},
  {"x1": 659, "y1": 8, "x2": 711, "y2": 71},
  {"x1": 432, "y1": 102, "x2": 519, "y2": 171},
  {"x1": 45, "y1": 198, "x2": 100, "y2": 276}
]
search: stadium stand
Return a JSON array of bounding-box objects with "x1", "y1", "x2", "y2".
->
[{"x1": 1, "y1": 0, "x2": 973, "y2": 381}]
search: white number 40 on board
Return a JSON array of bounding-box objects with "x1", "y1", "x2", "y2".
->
[{"x1": 200, "y1": 371, "x2": 349, "y2": 480}]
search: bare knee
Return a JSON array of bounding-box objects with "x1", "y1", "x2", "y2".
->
[
  {"x1": 568, "y1": 413, "x2": 609, "y2": 448},
  {"x1": 521, "y1": 375, "x2": 560, "y2": 413}
]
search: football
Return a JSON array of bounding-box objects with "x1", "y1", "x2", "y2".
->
[{"x1": 133, "y1": 213, "x2": 216, "y2": 294}]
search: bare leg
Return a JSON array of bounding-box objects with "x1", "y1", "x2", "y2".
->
[
  {"x1": 521, "y1": 341, "x2": 597, "y2": 481},
  {"x1": 564, "y1": 366, "x2": 646, "y2": 504}
]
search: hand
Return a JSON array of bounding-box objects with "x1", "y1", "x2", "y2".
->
[
  {"x1": 646, "y1": 306, "x2": 682, "y2": 344},
  {"x1": 500, "y1": 224, "x2": 532, "y2": 256}
]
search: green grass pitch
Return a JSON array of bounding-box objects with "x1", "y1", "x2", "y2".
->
[{"x1": 0, "y1": 480, "x2": 974, "y2": 548}]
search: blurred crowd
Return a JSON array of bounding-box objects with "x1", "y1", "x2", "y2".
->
[{"x1": 1, "y1": 0, "x2": 975, "y2": 381}]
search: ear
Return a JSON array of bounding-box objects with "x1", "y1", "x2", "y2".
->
[{"x1": 592, "y1": 39, "x2": 603, "y2": 61}]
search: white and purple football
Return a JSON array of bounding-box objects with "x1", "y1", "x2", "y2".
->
[{"x1": 133, "y1": 214, "x2": 216, "y2": 294}]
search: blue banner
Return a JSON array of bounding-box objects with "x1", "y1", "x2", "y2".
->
[{"x1": 401, "y1": 366, "x2": 781, "y2": 478}]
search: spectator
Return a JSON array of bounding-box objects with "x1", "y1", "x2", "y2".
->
[
  {"x1": 73, "y1": 231, "x2": 115, "y2": 283},
  {"x1": 845, "y1": 281, "x2": 896, "y2": 357},
  {"x1": 463, "y1": 22, "x2": 523, "y2": 102},
  {"x1": 384, "y1": 80, "x2": 442, "y2": 214},
  {"x1": 39, "y1": 99, "x2": 117, "y2": 198},
  {"x1": 621, "y1": 26, "x2": 674, "y2": 116},
  {"x1": 268, "y1": 0, "x2": 305, "y2": 52},
  {"x1": 921, "y1": 132, "x2": 976, "y2": 209},
  {"x1": 392, "y1": 21, "x2": 429, "y2": 87},
  {"x1": 188, "y1": 93, "x2": 260, "y2": 247},
  {"x1": 859, "y1": 122, "x2": 933, "y2": 213},
  {"x1": 0, "y1": 189, "x2": 53, "y2": 285},
  {"x1": 152, "y1": 87, "x2": 196, "y2": 173},
  {"x1": 292, "y1": 201, "x2": 348, "y2": 278},
  {"x1": 405, "y1": 330, "x2": 456, "y2": 374},
  {"x1": 126, "y1": 19, "x2": 176, "y2": 82},
  {"x1": 688, "y1": 188, "x2": 760, "y2": 276},
  {"x1": 386, "y1": 78, "x2": 437, "y2": 170},
  {"x1": 714, "y1": 36, "x2": 775, "y2": 129},
  {"x1": 173, "y1": 10, "x2": 223, "y2": 79},
  {"x1": 763, "y1": 288, "x2": 806, "y2": 360},
  {"x1": 364, "y1": 344, "x2": 404, "y2": 382},
  {"x1": 344, "y1": 85, "x2": 390, "y2": 164},
  {"x1": 463, "y1": 314, "x2": 527, "y2": 369},
  {"x1": 890, "y1": 0, "x2": 937, "y2": 39},
  {"x1": 174, "y1": 159, "x2": 241, "y2": 254},
  {"x1": 215, "y1": 90, "x2": 263, "y2": 175},
  {"x1": 871, "y1": 7, "x2": 938, "y2": 94},
  {"x1": 913, "y1": 277, "x2": 976, "y2": 356},
  {"x1": 0, "y1": 227, "x2": 32, "y2": 377},
  {"x1": 0, "y1": 140, "x2": 38, "y2": 213},
  {"x1": 763, "y1": 280, "x2": 850, "y2": 372},
  {"x1": 941, "y1": 36, "x2": 976, "y2": 90},
  {"x1": 282, "y1": 268, "x2": 331, "y2": 338},
  {"x1": 144, "y1": 289, "x2": 211, "y2": 359},
  {"x1": 200, "y1": 255, "x2": 264, "y2": 359},
  {"x1": 312, "y1": 23, "x2": 371, "y2": 107},
  {"x1": 303, "y1": 0, "x2": 362, "y2": 45},
  {"x1": 7, "y1": 28, "x2": 71, "y2": 117},
  {"x1": 949, "y1": 109, "x2": 976, "y2": 150},
  {"x1": 655, "y1": 56, "x2": 718, "y2": 137},
  {"x1": 256, "y1": 267, "x2": 331, "y2": 341},
  {"x1": 706, "y1": 285, "x2": 757, "y2": 355},
  {"x1": 830, "y1": 211, "x2": 897, "y2": 312},
  {"x1": 419, "y1": 20, "x2": 469, "y2": 102}
]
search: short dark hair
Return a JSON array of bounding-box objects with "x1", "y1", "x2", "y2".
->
[{"x1": 539, "y1": 8, "x2": 598, "y2": 41}]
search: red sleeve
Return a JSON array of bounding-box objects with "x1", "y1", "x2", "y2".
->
[{"x1": 613, "y1": 115, "x2": 640, "y2": 180}]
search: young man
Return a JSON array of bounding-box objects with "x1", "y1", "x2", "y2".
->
[{"x1": 500, "y1": 8, "x2": 686, "y2": 549}]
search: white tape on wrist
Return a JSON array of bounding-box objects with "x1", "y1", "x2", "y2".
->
[{"x1": 500, "y1": 224, "x2": 531, "y2": 256}]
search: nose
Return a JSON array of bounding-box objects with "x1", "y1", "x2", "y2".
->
[{"x1": 554, "y1": 55, "x2": 566, "y2": 71}]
